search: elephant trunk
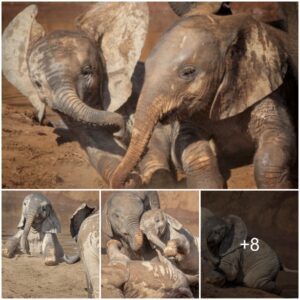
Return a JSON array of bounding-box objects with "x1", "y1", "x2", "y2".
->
[
  {"x1": 146, "y1": 231, "x2": 166, "y2": 251},
  {"x1": 20, "y1": 213, "x2": 35, "y2": 254},
  {"x1": 111, "y1": 96, "x2": 163, "y2": 188},
  {"x1": 129, "y1": 229, "x2": 144, "y2": 251},
  {"x1": 54, "y1": 85, "x2": 125, "y2": 136}
]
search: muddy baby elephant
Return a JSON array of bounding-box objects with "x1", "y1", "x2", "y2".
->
[
  {"x1": 140, "y1": 209, "x2": 199, "y2": 275},
  {"x1": 102, "y1": 239, "x2": 196, "y2": 298},
  {"x1": 2, "y1": 193, "x2": 78, "y2": 266},
  {"x1": 70, "y1": 204, "x2": 99, "y2": 298},
  {"x1": 3, "y1": 3, "x2": 149, "y2": 187},
  {"x1": 112, "y1": 9, "x2": 297, "y2": 189},
  {"x1": 202, "y1": 213, "x2": 297, "y2": 294},
  {"x1": 102, "y1": 191, "x2": 160, "y2": 257}
]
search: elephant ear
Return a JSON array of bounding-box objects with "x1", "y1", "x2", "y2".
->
[
  {"x1": 17, "y1": 197, "x2": 31, "y2": 229},
  {"x1": 76, "y1": 3, "x2": 149, "y2": 112},
  {"x1": 101, "y1": 199, "x2": 113, "y2": 237},
  {"x1": 2, "y1": 4, "x2": 46, "y2": 122},
  {"x1": 166, "y1": 214, "x2": 183, "y2": 231},
  {"x1": 41, "y1": 205, "x2": 61, "y2": 234},
  {"x1": 219, "y1": 215, "x2": 247, "y2": 257},
  {"x1": 70, "y1": 203, "x2": 95, "y2": 239},
  {"x1": 143, "y1": 191, "x2": 161, "y2": 210},
  {"x1": 210, "y1": 16, "x2": 288, "y2": 120}
]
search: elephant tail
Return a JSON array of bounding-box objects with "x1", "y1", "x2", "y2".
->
[
  {"x1": 63, "y1": 254, "x2": 80, "y2": 264},
  {"x1": 281, "y1": 265, "x2": 298, "y2": 273}
]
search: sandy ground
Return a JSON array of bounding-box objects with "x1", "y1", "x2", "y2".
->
[
  {"x1": 2, "y1": 2, "x2": 286, "y2": 189},
  {"x1": 101, "y1": 191, "x2": 199, "y2": 298},
  {"x1": 2, "y1": 191, "x2": 99, "y2": 298},
  {"x1": 201, "y1": 191, "x2": 298, "y2": 298}
]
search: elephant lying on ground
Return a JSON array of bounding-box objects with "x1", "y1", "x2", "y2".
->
[
  {"x1": 2, "y1": 193, "x2": 79, "y2": 266},
  {"x1": 101, "y1": 191, "x2": 160, "y2": 258},
  {"x1": 201, "y1": 211, "x2": 298, "y2": 294},
  {"x1": 111, "y1": 6, "x2": 297, "y2": 189},
  {"x1": 140, "y1": 208, "x2": 199, "y2": 275},
  {"x1": 70, "y1": 204, "x2": 99, "y2": 298},
  {"x1": 102, "y1": 239, "x2": 196, "y2": 298}
]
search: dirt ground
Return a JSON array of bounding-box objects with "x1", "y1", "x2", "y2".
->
[
  {"x1": 101, "y1": 191, "x2": 199, "y2": 298},
  {"x1": 2, "y1": 191, "x2": 99, "y2": 298},
  {"x1": 201, "y1": 191, "x2": 298, "y2": 298},
  {"x1": 2, "y1": 2, "x2": 286, "y2": 189}
]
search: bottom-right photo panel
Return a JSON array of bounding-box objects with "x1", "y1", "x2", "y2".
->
[{"x1": 201, "y1": 191, "x2": 298, "y2": 298}]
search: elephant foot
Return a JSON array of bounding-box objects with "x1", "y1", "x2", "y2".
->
[
  {"x1": 2, "y1": 248, "x2": 14, "y2": 258},
  {"x1": 44, "y1": 248, "x2": 58, "y2": 266},
  {"x1": 164, "y1": 240, "x2": 180, "y2": 258}
]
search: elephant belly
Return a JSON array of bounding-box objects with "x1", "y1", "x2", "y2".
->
[
  {"x1": 28, "y1": 230, "x2": 45, "y2": 256},
  {"x1": 240, "y1": 240, "x2": 280, "y2": 283},
  {"x1": 211, "y1": 114, "x2": 255, "y2": 164}
]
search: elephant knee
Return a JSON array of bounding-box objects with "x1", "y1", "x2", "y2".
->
[
  {"x1": 181, "y1": 141, "x2": 223, "y2": 188},
  {"x1": 254, "y1": 138, "x2": 293, "y2": 188}
]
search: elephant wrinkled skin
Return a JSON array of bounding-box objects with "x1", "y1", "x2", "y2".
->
[{"x1": 2, "y1": 193, "x2": 79, "y2": 266}]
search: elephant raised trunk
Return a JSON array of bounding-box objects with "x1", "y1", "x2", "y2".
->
[
  {"x1": 111, "y1": 96, "x2": 169, "y2": 188},
  {"x1": 53, "y1": 84, "x2": 125, "y2": 136},
  {"x1": 20, "y1": 213, "x2": 35, "y2": 254}
]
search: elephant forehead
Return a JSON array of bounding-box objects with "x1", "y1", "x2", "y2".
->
[
  {"x1": 109, "y1": 194, "x2": 144, "y2": 212},
  {"x1": 24, "y1": 193, "x2": 50, "y2": 206},
  {"x1": 147, "y1": 23, "x2": 219, "y2": 72}
]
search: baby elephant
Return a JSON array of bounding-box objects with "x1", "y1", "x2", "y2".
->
[
  {"x1": 202, "y1": 213, "x2": 297, "y2": 294},
  {"x1": 140, "y1": 209, "x2": 199, "y2": 275},
  {"x1": 102, "y1": 239, "x2": 195, "y2": 298},
  {"x1": 3, "y1": 193, "x2": 79, "y2": 266}
]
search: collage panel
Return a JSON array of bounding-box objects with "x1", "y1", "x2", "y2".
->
[
  {"x1": 2, "y1": 2, "x2": 297, "y2": 190},
  {"x1": 2, "y1": 191, "x2": 99, "y2": 298},
  {"x1": 201, "y1": 191, "x2": 298, "y2": 298},
  {"x1": 101, "y1": 190, "x2": 199, "y2": 298}
]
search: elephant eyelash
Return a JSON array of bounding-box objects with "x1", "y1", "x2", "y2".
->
[{"x1": 178, "y1": 65, "x2": 197, "y2": 81}]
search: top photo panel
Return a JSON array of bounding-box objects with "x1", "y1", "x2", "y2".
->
[{"x1": 2, "y1": 2, "x2": 298, "y2": 189}]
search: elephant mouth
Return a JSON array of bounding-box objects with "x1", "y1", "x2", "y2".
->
[{"x1": 160, "y1": 107, "x2": 178, "y2": 124}]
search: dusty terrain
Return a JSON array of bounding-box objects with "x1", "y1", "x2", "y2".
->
[
  {"x1": 2, "y1": 2, "x2": 287, "y2": 189},
  {"x1": 201, "y1": 191, "x2": 298, "y2": 298},
  {"x1": 101, "y1": 191, "x2": 199, "y2": 298},
  {"x1": 2, "y1": 191, "x2": 99, "y2": 298}
]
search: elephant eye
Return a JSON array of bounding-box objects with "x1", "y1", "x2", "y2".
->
[
  {"x1": 81, "y1": 65, "x2": 93, "y2": 76},
  {"x1": 178, "y1": 65, "x2": 197, "y2": 81},
  {"x1": 35, "y1": 81, "x2": 42, "y2": 88}
]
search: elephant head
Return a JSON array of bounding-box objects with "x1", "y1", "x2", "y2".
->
[
  {"x1": 17, "y1": 193, "x2": 60, "y2": 253},
  {"x1": 111, "y1": 13, "x2": 288, "y2": 187},
  {"x1": 202, "y1": 214, "x2": 247, "y2": 265},
  {"x1": 140, "y1": 209, "x2": 182, "y2": 251},
  {"x1": 102, "y1": 191, "x2": 160, "y2": 252},
  {"x1": 3, "y1": 3, "x2": 149, "y2": 135}
]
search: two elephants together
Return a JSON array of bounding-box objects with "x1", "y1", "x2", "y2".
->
[
  {"x1": 3, "y1": 2, "x2": 298, "y2": 189},
  {"x1": 101, "y1": 191, "x2": 199, "y2": 297},
  {"x1": 2, "y1": 193, "x2": 99, "y2": 298}
]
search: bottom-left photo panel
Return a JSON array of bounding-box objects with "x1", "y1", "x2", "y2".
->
[{"x1": 2, "y1": 191, "x2": 99, "y2": 298}]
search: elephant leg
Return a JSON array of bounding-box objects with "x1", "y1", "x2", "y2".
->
[
  {"x1": 173, "y1": 122, "x2": 224, "y2": 188},
  {"x1": 77, "y1": 128, "x2": 142, "y2": 188},
  {"x1": 42, "y1": 233, "x2": 59, "y2": 266},
  {"x1": 249, "y1": 96, "x2": 296, "y2": 188},
  {"x1": 2, "y1": 230, "x2": 23, "y2": 258},
  {"x1": 138, "y1": 123, "x2": 175, "y2": 188},
  {"x1": 81, "y1": 241, "x2": 99, "y2": 297},
  {"x1": 243, "y1": 274, "x2": 280, "y2": 294}
]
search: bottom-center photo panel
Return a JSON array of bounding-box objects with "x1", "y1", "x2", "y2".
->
[{"x1": 101, "y1": 190, "x2": 200, "y2": 298}]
